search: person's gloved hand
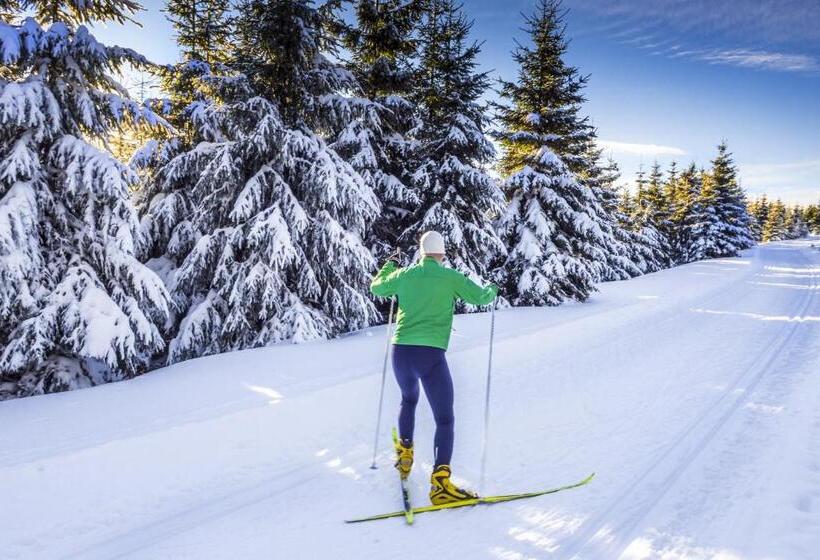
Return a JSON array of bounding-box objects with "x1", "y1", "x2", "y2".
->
[{"x1": 386, "y1": 247, "x2": 402, "y2": 265}]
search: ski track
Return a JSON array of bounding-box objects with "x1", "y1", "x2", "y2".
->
[
  {"x1": 1, "y1": 239, "x2": 819, "y2": 560},
  {"x1": 561, "y1": 246, "x2": 818, "y2": 559},
  {"x1": 55, "y1": 462, "x2": 323, "y2": 560}
]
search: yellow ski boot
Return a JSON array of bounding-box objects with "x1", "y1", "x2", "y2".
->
[
  {"x1": 394, "y1": 437, "x2": 414, "y2": 480},
  {"x1": 429, "y1": 465, "x2": 478, "y2": 505}
]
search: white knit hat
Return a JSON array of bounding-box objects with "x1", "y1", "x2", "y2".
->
[{"x1": 420, "y1": 231, "x2": 446, "y2": 255}]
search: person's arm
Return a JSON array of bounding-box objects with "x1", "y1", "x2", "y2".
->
[
  {"x1": 453, "y1": 272, "x2": 498, "y2": 306},
  {"x1": 370, "y1": 261, "x2": 403, "y2": 297}
]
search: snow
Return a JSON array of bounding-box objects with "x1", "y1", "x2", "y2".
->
[
  {"x1": 0, "y1": 21, "x2": 22, "y2": 64},
  {"x1": 1, "y1": 239, "x2": 819, "y2": 559}
]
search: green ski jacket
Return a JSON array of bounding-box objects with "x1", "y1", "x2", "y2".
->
[{"x1": 370, "y1": 257, "x2": 498, "y2": 350}]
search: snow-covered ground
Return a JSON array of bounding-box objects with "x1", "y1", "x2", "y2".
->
[{"x1": 1, "y1": 238, "x2": 818, "y2": 560}]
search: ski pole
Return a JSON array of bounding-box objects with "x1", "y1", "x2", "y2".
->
[
  {"x1": 370, "y1": 296, "x2": 396, "y2": 469},
  {"x1": 479, "y1": 298, "x2": 497, "y2": 492}
]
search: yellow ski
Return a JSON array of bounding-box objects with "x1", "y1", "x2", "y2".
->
[{"x1": 346, "y1": 472, "x2": 595, "y2": 524}]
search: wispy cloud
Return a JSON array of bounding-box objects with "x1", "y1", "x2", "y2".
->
[
  {"x1": 597, "y1": 140, "x2": 686, "y2": 157},
  {"x1": 698, "y1": 49, "x2": 819, "y2": 73},
  {"x1": 612, "y1": 34, "x2": 819, "y2": 74},
  {"x1": 574, "y1": 0, "x2": 820, "y2": 74},
  {"x1": 573, "y1": 0, "x2": 820, "y2": 44}
]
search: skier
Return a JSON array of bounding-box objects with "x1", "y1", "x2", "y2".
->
[{"x1": 370, "y1": 231, "x2": 498, "y2": 505}]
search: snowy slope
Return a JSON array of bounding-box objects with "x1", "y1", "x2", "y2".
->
[{"x1": 1, "y1": 239, "x2": 818, "y2": 560}]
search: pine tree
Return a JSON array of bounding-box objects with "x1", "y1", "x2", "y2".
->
[
  {"x1": 618, "y1": 189, "x2": 636, "y2": 224},
  {"x1": 496, "y1": 0, "x2": 596, "y2": 179},
  {"x1": 155, "y1": 0, "x2": 234, "y2": 143},
  {"x1": 135, "y1": 64, "x2": 251, "y2": 271},
  {"x1": 0, "y1": 1, "x2": 171, "y2": 397},
  {"x1": 685, "y1": 169, "x2": 722, "y2": 260},
  {"x1": 633, "y1": 166, "x2": 648, "y2": 220},
  {"x1": 762, "y1": 199, "x2": 788, "y2": 241},
  {"x1": 616, "y1": 188, "x2": 668, "y2": 274},
  {"x1": 710, "y1": 141, "x2": 754, "y2": 252},
  {"x1": 645, "y1": 162, "x2": 670, "y2": 227},
  {"x1": 664, "y1": 161, "x2": 680, "y2": 243},
  {"x1": 137, "y1": 0, "x2": 250, "y2": 280},
  {"x1": 402, "y1": 0, "x2": 505, "y2": 286},
  {"x1": 137, "y1": 0, "x2": 382, "y2": 363},
  {"x1": 164, "y1": 0, "x2": 231, "y2": 64},
  {"x1": 337, "y1": 0, "x2": 422, "y2": 260},
  {"x1": 232, "y1": 0, "x2": 356, "y2": 128},
  {"x1": 347, "y1": 0, "x2": 420, "y2": 99},
  {"x1": 494, "y1": 0, "x2": 627, "y2": 304},
  {"x1": 668, "y1": 163, "x2": 701, "y2": 262},
  {"x1": 805, "y1": 203, "x2": 820, "y2": 234},
  {"x1": 785, "y1": 205, "x2": 809, "y2": 239},
  {"x1": 748, "y1": 194, "x2": 769, "y2": 241},
  {"x1": 497, "y1": 148, "x2": 608, "y2": 304},
  {"x1": 686, "y1": 142, "x2": 754, "y2": 259},
  {"x1": 634, "y1": 161, "x2": 673, "y2": 264},
  {"x1": 631, "y1": 165, "x2": 673, "y2": 268},
  {"x1": 593, "y1": 158, "x2": 643, "y2": 278}
]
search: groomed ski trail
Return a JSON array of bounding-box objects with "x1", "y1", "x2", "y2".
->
[
  {"x1": 1, "y1": 239, "x2": 818, "y2": 560},
  {"x1": 559, "y1": 244, "x2": 819, "y2": 559}
]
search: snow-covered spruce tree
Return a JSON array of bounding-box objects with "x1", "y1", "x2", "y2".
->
[
  {"x1": 748, "y1": 194, "x2": 769, "y2": 241},
  {"x1": 711, "y1": 141, "x2": 754, "y2": 251},
  {"x1": 582, "y1": 152, "x2": 650, "y2": 281},
  {"x1": 136, "y1": 0, "x2": 381, "y2": 363},
  {"x1": 762, "y1": 199, "x2": 788, "y2": 241},
  {"x1": 496, "y1": 147, "x2": 609, "y2": 305},
  {"x1": 684, "y1": 169, "x2": 722, "y2": 260},
  {"x1": 634, "y1": 162, "x2": 673, "y2": 263},
  {"x1": 598, "y1": 159, "x2": 663, "y2": 280},
  {"x1": 686, "y1": 142, "x2": 754, "y2": 259},
  {"x1": 785, "y1": 205, "x2": 809, "y2": 239},
  {"x1": 136, "y1": 0, "x2": 244, "y2": 279},
  {"x1": 593, "y1": 157, "x2": 643, "y2": 279},
  {"x1": 494, "y1": 0, "x2": 627, "y2": 304},
  {"x1": 338, "y1": 0, "x2": 422, "y2": 260},
  {"x1": 666, "y1": 163, "x2": 702, "y2": 263},
  {"x1": 617, "y1": 186, "x2": 668, "y2": 274},
  {"x1": 0, "y1": 3, "x2": 171, "y2": 397},
  {"x1": 155, "y1": 0, "x2": 234, "y2": 139},
  {"x1": 401, "y1": 0, "x2": 505, "y2": 285},
  {"x1": 645, "y1": 162, "x2": 669, "y2": 224},
  {"x1": 108, "y1": 1, "x2": 229, "y2": 203},
  {"x1": 631, "y1": 164, "x2": 673, "y2": 268},
  {"x1": 804, "y1": 203, "x2": 820, "y2": 235},
  {"x1": 135, "y1": 64, "x2": 248, "y2": 277}
]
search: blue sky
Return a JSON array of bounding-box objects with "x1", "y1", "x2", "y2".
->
[{"x1": 91, "y1": 0, "x2": 819, "y2": 204}]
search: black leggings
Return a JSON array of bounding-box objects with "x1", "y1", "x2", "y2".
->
[{"x1": 392, "y1": 344, "x2": 454, "y2": 467}]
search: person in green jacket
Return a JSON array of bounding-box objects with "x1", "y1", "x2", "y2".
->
[{"x1": 370, "y1": 231, "x2": 498, "y2": 505}]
